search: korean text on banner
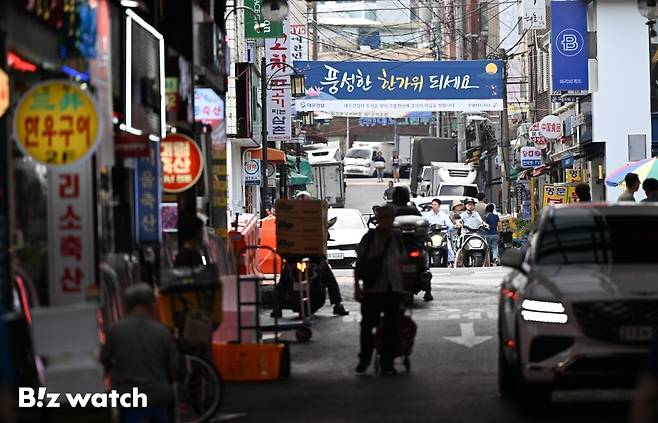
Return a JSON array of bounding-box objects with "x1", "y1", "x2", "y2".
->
[
  {"x1": 542, "y1": 185, "x2": 569, "y2": 206},
  {"x1": 522, "y1": 0, "x2": 546, "y2": 30},
  {"x1": 266, "y1": 19, "x2": 292, "y2": 142},
  {"x1": 13, "y1": 80, "x2": 101, "y2": 167},
  {"x1": 294, "y1": 60, "x2": 504, "y2": 114},
  {"x1": 244, "y1": 0, "x2": 283, "y2": 39},
  {"x1": 47, "y1": 160, "x2": 96, "y2": 305},
  {"x1": 551, "y1": 0, "x2": 589, "y2": 91},
  {"x1": 134, "y1": 141, "x2": 162, "y2": 244}
]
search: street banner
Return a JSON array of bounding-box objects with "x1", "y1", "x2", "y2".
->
[
  {"x1": 266, "y1": 19, "x2": 292, "y2": 142},
  {"x1": 47, "y1": 160, "x2": 96, "y2": 305},
  {"x1": 520, "y1": 146, "x2": 543, "y2": 168},
  {"x1": 566, "y1": 169, "x2": 582, "y2": 183},
  {"x1": 542, "y1": 185, "x2": 568, "y2": 206},
  {"x1": 244, "y1": 0, "x2": 283, "y2": 39},
  {"x1": 522, "y1": 0, "x2": 546, "y2": 30},
  {"x1": 13, "y1": 80, "x2": 101, "y2": 167},
  {"x1": 551, "y1": 0, "x2": 589, "y2": 91},
  {"x1": 294, "y1": 60, "x2": 504, "y2": 114},
  {"x1": 161, "y1": 134, "x2": 204, "y2": 193},
  {"x1": 134, "y1": 141, "x2": 162, "y2": 244}
]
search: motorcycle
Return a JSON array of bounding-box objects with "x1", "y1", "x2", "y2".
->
[
  {"x1": 455, "y1": 223, "x2": 490, "y2": 267},
  {"x1": 393, "y1": 215, "x2": 433, "y2": 298},
  {"x1": 428, "y1": 224, "x2": 449, "y2": 267}
]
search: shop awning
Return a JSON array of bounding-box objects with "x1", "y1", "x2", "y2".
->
[
  {"x1": 286, "y1": 155, "x2": 314, "y2": 182},
  {"x1": 249, "y1": 147, "x2": 286, "y2": 163}
]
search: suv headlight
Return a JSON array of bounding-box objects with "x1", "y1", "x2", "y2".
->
[{"x1": 521, "y1": 299, "x2": 568, "y2": 324}]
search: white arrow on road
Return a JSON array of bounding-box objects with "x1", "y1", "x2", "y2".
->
[{"x1": 443, "y1": 323, "x2": 492, "y2": 348}]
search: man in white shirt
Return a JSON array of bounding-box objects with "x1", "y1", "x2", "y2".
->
[
  {"x1": 460, "y1": 198, "x2": 488, "y2": 230},
  {"x1": 423, "y1": 198, "x2": 455, "y2": 264}
]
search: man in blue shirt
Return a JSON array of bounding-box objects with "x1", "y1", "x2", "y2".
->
[
  {"x1": 423, "y1": 198, "x2": 455, "y2": 264},
  {"x1": 482, "y1": 204, "x2": 500, "y2": 264}
]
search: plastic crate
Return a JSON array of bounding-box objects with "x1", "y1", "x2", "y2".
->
[{"x1": 212, "y1": 343, "x2": 284, "y2": 381}]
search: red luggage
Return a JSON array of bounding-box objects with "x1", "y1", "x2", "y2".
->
[{"x1": 374, "y1": 312, "x2": 417, "y2": 372}]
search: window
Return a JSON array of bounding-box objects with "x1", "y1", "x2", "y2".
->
[
  {"x1": 345, "y1": 149, "x2": 372, "y2": 159},
  {"x1": 536, "y1": 212, "x2": 658, "y2": 265}
]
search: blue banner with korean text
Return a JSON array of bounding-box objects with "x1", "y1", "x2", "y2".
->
[
  {"x1": 551, "y1": 1, "x2": 589, "y2": 91},
  {"x1": 134, "y1": 141, "x2": 162, "y2": 244},
  {"x1": 293, "y1": 60, "x2": 504, "y2": 115}
]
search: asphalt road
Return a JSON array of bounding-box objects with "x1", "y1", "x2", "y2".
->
[
  {"x1": 218, "y1": 179, "x2": 633, "y2": 423},
  {"x1": 344, "y1": 176, "x2": 407, "y2": 213}
]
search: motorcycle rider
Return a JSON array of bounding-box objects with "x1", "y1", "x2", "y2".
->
[
  {"x1": 459, "y1": 198, "x2": 489, "y2": 230},
  {"x1": 271, "y1": 191, "x2": 349, "y2": 317},
  {"x1": 391, "y1": 186, "x2": 432, "y2": 301},
  {"x1": 422, "y1": 198, "x2": 455, "y2": 265}
]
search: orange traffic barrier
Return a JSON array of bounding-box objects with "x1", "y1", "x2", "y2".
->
[{"x1": 258, "y1": 216, "x2": 282, "y2": 275}]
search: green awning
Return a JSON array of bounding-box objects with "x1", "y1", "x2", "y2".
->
[{"x1": 286, "y1": 155, "x2": 314, "y2": 184}]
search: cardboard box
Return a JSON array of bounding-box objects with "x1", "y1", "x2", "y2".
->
[{"x1": 275, "y1": 199, "x2": 327, "y2": 256}]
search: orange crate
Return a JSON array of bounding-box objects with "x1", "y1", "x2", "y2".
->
[{"x1": 212, "y1": 343, "x2": 284, "y2": 381}]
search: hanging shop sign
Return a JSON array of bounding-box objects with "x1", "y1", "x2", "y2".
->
[
  {"x1": 134, "y1": 142, "x2": 162, "y2": 244},
  {"x1": 266, "y1": 19, "x2": 292, "y2": 142},
  {"x1": 114, "y1": 132, "x2": 150, "y2": 159},
  {"x1": 244, "y1": 0, "x2": 284, "y2": 39},
  {"x1": 244, "y1": 159, "x2": 261, "y2": 186},
  {"x1": 542, "y1": 185, "x2": 568, "y2": 206},
  {"x1": 0, "y1": 69, "x2": 8, "y2": 118},
  {"x1": 165, "y1": 78, "x2": 179, "y2": 113},
  {"x1": 194, "y1": 88, "x2": 224, "y2": 127},
  {"x1": 290, "y1": 24, "x2": 309, "y2": 62},
  {"x1": 566, "y1": 169, "x2": 582, "y2": 183},
  {"x1": 13, "y1": 80, "x2": 101, "y2": 167},
  {"x1": 567, "y1": 186, "x2": 579, "y2": 203},
  {"x1": 161, "y1": 134, "x2": 204, "y2": 193},
  {"x1": 529, "y1": 122, "x2": 548, "y2": 148},
  {"x1": 520, "y1": 146, "x2": 543, "y2": 169},
  {"x1": 551, "y1": 0, "x2": 589, "y2": 91},
  {"x1": 47, "y1": 161, "x2": 96, "y2": 305},
  {"x1": 295, "y1": 60, "x2": 504, "y2": 115},
  {"x1": 522, "y1": 0, "x2": 546, "y2": 30},
  {"x1": 539, "y1": 115, "x2": 563, "y2": 139}
]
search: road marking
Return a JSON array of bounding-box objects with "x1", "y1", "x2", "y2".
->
[{"x1": 443, "y1": 323, "x2": 492, "y2": 348}]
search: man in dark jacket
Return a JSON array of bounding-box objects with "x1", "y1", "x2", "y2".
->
[{"x1": 391, "y1": 186, "x2": 421, "y2": 217}]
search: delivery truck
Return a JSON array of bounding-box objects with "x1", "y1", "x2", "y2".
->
[
  {"x1": 311, "y1": 160, "x2": 345, "y2": 208},
  {"x1": 409, "y1": 137, "x2": 457, "y2": 195}
]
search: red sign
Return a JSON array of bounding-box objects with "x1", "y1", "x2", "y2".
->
[{"x1": 161, "y1": 134, "x2": 204, "y2": 193}]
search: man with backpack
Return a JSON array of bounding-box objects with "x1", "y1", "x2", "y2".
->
[{"x1": 354, "y1": 205, "x2": 406, "y2": 375}]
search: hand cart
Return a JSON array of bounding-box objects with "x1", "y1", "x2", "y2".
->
[{"x1": 237, "y1": 246, "x2": 313, "y2": 343}]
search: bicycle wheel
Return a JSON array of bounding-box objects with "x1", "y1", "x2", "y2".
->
[{"x1": 177, "y1": 354, "x2": 224, "y2": 423}]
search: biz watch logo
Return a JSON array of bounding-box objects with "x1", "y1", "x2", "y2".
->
[{"x1": 18, "y1": 387, "x2": 148, "y2": 408}]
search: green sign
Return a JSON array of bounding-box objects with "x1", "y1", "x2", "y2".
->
[{"x1": 244, "y1": 0, "x2": 283, "y2": 39}]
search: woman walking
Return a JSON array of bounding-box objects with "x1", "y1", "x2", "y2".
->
[{"x1": 391, "y1": 151, "x2": 400, "y2": 182}]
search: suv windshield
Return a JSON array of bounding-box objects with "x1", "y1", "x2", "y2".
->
[
  {"x1": 346, "y1": 149, "x2": 371, "y2": 159},
  {"x1": 536, "y1": 212, "x2": 658, "y2": 265},
  {"x1": 439, "y1": 185, "x2": 479, "y2": 197}
]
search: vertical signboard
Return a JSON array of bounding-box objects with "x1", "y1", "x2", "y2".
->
[
  {"x1": 290, "y1": 24, "x2": 308, "y2": 62},
  {"x1": 134, "y1": 141, "x2": 161, "y2": 244},
  {"x1": 551, "y1": 1, "x2": 589, "y2": 91},
  {"x1": 265, "y1": 19, "x2": 291, "y2": 142},
  {"x1": 522, "y1": 0, "x2": 546, "y2": 30},
  {"x1": 244, "y1": 0, "x2": 284, "y2": 39},
  {"x1": 211, "y1": 121, "x2": 228, "y2": 239},
  {"x1": 47, "y1": 161, "x2": 96, "y2": 305}
]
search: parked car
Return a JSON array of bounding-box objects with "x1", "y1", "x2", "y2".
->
[
  {"x1": 498, "y1": 203, "x2": 658, "y2": 414},
  {"x1": 326, "y1": 208, "x2": 369, "y2": 268}
]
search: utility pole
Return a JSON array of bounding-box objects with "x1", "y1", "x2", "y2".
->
[
  {"x1": 312, "y1": 1, "x2": 318, "y2": 60},
  {"x1": 260, "y1": 56, "x2": 269, "y2": 218},
  {"x1": 432, "y1": 1, "x2": 442, "y2": 139},
  {"x1": 454, "y1": 0, "x2": 466, "y2": 161},
  {"x1": 498, "y1": 48, "x2": 512, "y2": 214}
]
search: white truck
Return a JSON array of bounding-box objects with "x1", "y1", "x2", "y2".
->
[
  {"x1": 305, "y1": 145, "x2": 343, "y2": 164},
  {"x1": 396, "y1": 136, "x2": 413, "y2": 177},
  {"x1": 310, "y1": 160, "x2": 346, "y2": 207},
  {"x1": 343, "y1": 142, "x2": 394, "y2": 177},
  {"x1": 429, "y1": 162, "x2": 479, "y2": 206}
]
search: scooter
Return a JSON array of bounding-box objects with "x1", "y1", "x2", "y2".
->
[
  {"x1": 428, "y1": 224, "x2": 449, "y2": 267},
  {"x1": 393, "y1": 215, "x2": 433, "y2": 298},
  {"x1": 456, "y1": 223, "x2": 490, "y2": 267}
]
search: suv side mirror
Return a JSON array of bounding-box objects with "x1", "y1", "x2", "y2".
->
[{"x1": 500, "y1": 249, "x2": 526, "y2": 272}]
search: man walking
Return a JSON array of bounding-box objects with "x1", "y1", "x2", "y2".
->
[
  {"x1": 101, "y1": 283, "x2": 177, "y2": 422},
  {"x1": 383, "y1": 181, "x2": 395, "y2": 202},
  {"x1": 475, "y1": 193, "x2": 488, "y2": 216},
  {"x1": 642, "y1": 178, "x2": 658, "y2": 202},
  {"x1": 575, "y1": 183, "x2": 591, "y2": 202},
  {"x1": 482, "y1": 204, "x2": 500, "y2": 265},
  {"x1": 618, "y1": 173, "x2": 641, "y2": 202},
  {"x1": 354, "y1": 205, "x2": 405, "y2": 375}
]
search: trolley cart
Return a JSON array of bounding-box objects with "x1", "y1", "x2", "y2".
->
[
  {"x1": 373, "y1": 295, "x2": 417, "y2": 373},
  {"x1": 237, "y1": 246, "x2": 313, "y2": 343}
]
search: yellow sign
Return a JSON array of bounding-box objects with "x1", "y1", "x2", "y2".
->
[
  {"x1": 565, "y1": 169, "x2": 582, "y2": 183},
  {"x1": 0, "y1": 69, "x2": 8, "y2": 118},
  {"x1": 542, "y1": 185, "x2": 568, "y2": 206},
  {"x1": 13, "y1": 80, "x2": 100, "y2": 167},
  {"x1": 567, "y1": 186, "x2": 579, "y2": 203}
]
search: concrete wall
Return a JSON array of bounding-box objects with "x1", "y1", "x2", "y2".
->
[{"x1": 592, "y1": 0, "x2": 651, "y2": 200}]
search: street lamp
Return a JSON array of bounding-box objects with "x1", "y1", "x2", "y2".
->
[
  {"x1": 260, "y1": 59, "x2": 305, "y2": 217},
  {"x1": 262, "y1": 0, "x2": 289, "y2": 22},
  {"x1": 224, "y1": 6, "x2": 267, "y2": 33},
  {"x1": 639, "y1": 0, "x2": 658, "y2": 19}
]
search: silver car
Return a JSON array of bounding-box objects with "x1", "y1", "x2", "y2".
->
[
  {"x1": 498, "y1": 203, "x2": 658, "y2": 413},
  {"x1": 326, "y1": 208, "x2": 369, "y2": 268}
]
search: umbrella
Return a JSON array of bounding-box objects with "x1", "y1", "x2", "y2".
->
[{"x1": 605, "y1": 157, "x2": 658, "y2": 187}]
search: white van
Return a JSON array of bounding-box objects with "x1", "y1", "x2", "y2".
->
[
  {"x1": 343, "y1": 147, "x2": 376, "y2": 177},
  {"x1": 307, "y1": 147, "x2": 342, "y2": 164}
]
